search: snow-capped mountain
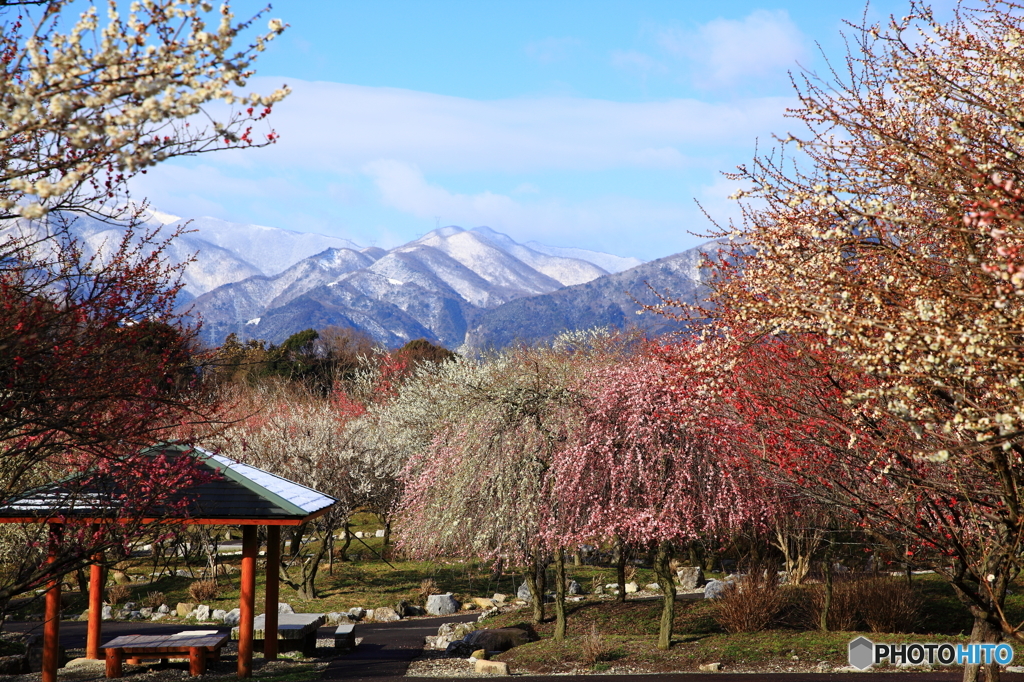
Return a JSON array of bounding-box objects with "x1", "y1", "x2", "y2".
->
[
  {"x1": 188, "y1": 225, "x2": 629, "y2": 347},
  {"x1": 146, "y1": 211, "x2": 362, "y2": 281}
]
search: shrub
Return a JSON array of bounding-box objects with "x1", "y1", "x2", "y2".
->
[
  {"x1": 417, "y1": 578, "x2": 439, "y2": 603},
  {"x1": 188, "y1": 579, "x2": 220, "y2": 603},
  {"x1": 143, "y1": 591, "x2": 166, "y2": 609},
  {"x1": 579, "y1": 624, "x2": 615, "y2": 666},
  {"x1": 711, "y1": 564, "x2": 786, "y2": 633},
  {"x1": 860, "y1": 577, "x2": 922, "y2": 633},
  {"x1": 807, "y1": 574, "x2": 863, "y2": 631},
  {"x1": 105, "y1": 584, "x2": 132, "y2": 606},
  {"x1": 804, "y1": 573, "x2": 922, "y2": 632}
]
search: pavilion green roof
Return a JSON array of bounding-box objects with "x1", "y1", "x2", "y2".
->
[{"x1": 0, "y1": 443, "x2": 336, "y2": 525}]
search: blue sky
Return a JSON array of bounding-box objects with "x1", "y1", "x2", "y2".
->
[{"x1": 130, "y1": 0, "x2": 932, "y2": 261}]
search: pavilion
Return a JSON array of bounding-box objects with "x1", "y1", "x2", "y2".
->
[{"x1": 0, "y1": 443, "x2": 337, "y2": 682}]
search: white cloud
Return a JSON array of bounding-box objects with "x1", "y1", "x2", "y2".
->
[
  {"x1": 610, "y1": 49, "x2": 667, "y2": 78},
  {"x1": 525, "y1": 37, "x2": 582, "y2": 64},
  {"x1": 206, "y1": 77, "x2": 795, "y2": 175},
  {"x1": 362, "y1": 159, "x2": 703, "y2": 254},
  {"x1": 656, "y1": 10, "x2": 807, "y2": 88}
]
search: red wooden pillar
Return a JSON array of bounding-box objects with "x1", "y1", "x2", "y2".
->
[
  {"x1": 42, "y1": 523, "x2": 63, "y2": 682},
  {"x1": 237, "y1": 525, "x2": 257, "y2": 678},
  {"x1": 264, "y1": 526, "x2": 280, "y2": 661},
  {"x1": 86, "y1": 552, "x2": 104, "y2": 659}
]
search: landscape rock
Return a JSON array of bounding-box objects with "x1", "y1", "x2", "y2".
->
[
  {"x1": 156, "y1": 604, "x2": 170, "y2": 614},
  {"x1": 676, "y1": 566, "x2": 705, "y2": 590},
  {"x1": 567, "y1": 580, "x2": 583, "y2": 595},
  {"x1": 212, "y1": 609, "x2": 227, "y2": 622},
  {"x1": 64, "y1": 657, "x2": 105, "y2": 674},
  {"x1": 194, "y1": 604, "x2": 210, "y2": 621},
  {"x1": 77, "y1": 611, "x2": 89, "y2": 622},
  {"x1": 123, "y1": 602, "x2": 137, "y2": 611},
  {"x1": 26, "y1": 636, "x2": 66, "y2": 672},
  {"x1": 150, "y1": 613, "x2": 166, "y2": 621},
  {"x1": 461, "y1": 602, "x2": 476, "y2": 611},
  {"x1": 0, "y1": 654, "x2": 26, "y2": 675},
  {"x1": 474, "y1": 659, "x2": 510, "y2": 675},
  {"x1": 348, "y1": 607, "x2": 365, "y2": 620},
  {"x1": 492, "y1": 593, "x2": 507, "y2": 603},
  {"x1": 325, "y1": 612, "x2": 348, "y2": 626},
  {"x1": 704, "y1": 580, "x2": 731, "y2": 599},
  {"x1": 464, "y1": 628, "x2": 532, "y2": 652},
  {"x1": 472, "y1": 597, "x2": 497, "y2": 609},
  {"x1": 699, "y1": 662, "x2": 722, "y2": 672},
  {"x1": 116, "y1": 610, "x2": 131, "y2": 620},
  {"x1": 375, "y1": 529, "x2": 385, "y2": 537},
  {"x1": 373, "y1": 607, "x2": 401, "y2": 622},
  {"x1": 645, "y1": 583, "x2": 661, "y2": 592},
  {"x1": 176, "y1": 602, "x2": 195, "y2": 618},
  {"x1": 139, "y1": 607, "x2": 153, "y2": 618},
  {"x1": 406, "y1": 604, "x2": 426, "y2": 616},
  {"x1": 516, "y1": 583, "x2": 532, "y2": 602},
  {"x1": 129, "y1": 611, "x2": 143, "y2": 620},
  {"x1": 223, "y1": 608, "x2": 241, "y2": 626},
  {"x1": 426, "y1": 592, "x2": 460, "y2": 616},
  {"x1": 445, "y1": 640, "x2": 476, "y2": 658},
  {"x1": 624, "y1": 582, "x2": 639, "y2": 594},
  {"x1": 278, "y1": 602, "x2": 295, "y2": 614},
  {"x1": 395, "y1": 600, "x2": 413, "y2": 618},
  {"x1": 471, "y1": 649, "x2": 488, "y2": 660}
]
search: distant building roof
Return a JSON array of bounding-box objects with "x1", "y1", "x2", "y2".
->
[{"x1": 0, "y1": 443, "x2": 336, "y2": 525}]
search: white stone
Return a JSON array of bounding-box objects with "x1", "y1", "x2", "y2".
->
[
  {"x1": 426, "y1": 593, "x2": 460, "y2": 616},
  {"x1": 223, "y1": 608, "x2": 241, "y2": 626},
  {"x1": 195, "y1": 604, "x2": 211, "y2": 621},
  {"x1": 699, "y1": 662, "x2": 722, "y2": 672},
  {"x1": 212, "y1": 609, "x2": 227, "y2": 622},
  {"x1": 375, "y1": 529, "x2": 385, "y2": 538},
  {"x1": 278, "y1": 603, "x2": 295, "y2": 614},
  {"x1": 156, "y1": 604, "x2": 170, "y2": 614},
  {"x1": 101, "y1": 605, "x2": 113, "y2": 621},
  {"x1": 624, "y1": 582, "x2": 639, "y2": 593}
]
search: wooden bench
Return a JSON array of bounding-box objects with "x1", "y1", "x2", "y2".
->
[
  {"x1": 232, "y1": 613, "x2": 326, "y2": 657},
  {"x1": 101, "y1": 632, "x2": 228, "y2": 678}
]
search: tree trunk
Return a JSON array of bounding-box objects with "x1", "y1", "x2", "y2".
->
[
  {"x1": 819, "y1": 558, "x2": 833, "y2": 632},
  {"x1": 289, "y1": 523, "x2": 306, "y2": 556},
  {"x1": 653, "y1": 540, "x2": 676, "y2": 650},
  {"x1": 615, "y1": 536, "x2": 626, "y2": 603},
  {"x1": 382, "y1": 519, "x2": 392, "y2": 555},
  {"x1": 554, "y1": 547, "x2": 567, "y2": 642},
  {"x1": 525, "y1": 554, "x2": 545, "y2": 624},
  {"x1": 338, "y1": 523, "x2": 352, "y2": 562},
  {"x1": 963, "y1": 613, "x2": 1002, "y2": 682}
]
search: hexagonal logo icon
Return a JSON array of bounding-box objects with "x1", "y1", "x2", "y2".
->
[{"x1": 848, "y1": 636, "x2": 874, "y2": 670}]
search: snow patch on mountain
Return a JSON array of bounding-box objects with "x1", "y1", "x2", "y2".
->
[
  {"x1": 524, "y1": 240, "x2": 644, "y2": 273},
  {"x1": 163, "y1": 215, "x2": 362, "y2": 277}
]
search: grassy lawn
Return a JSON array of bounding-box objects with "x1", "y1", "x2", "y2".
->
[{"x1": 476, "y1": 574, "x2": 1024, "y2": 674}]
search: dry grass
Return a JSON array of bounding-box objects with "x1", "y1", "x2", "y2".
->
[
  {"x1": 711, "y1": 565, "x2": 787, "y2": 633},
  {"x1": 143, "y1": 590, "x2": 167, "y2": 608},
  {"x1": 188, "y1": 579, "x2": 220, "y2": 603},
  {"x1": 417, "y1": 578, "x2": 439, "y2": 603},
  {"x1": 105, "y1": 584, "x2": 132, "y2": 605},
  {"x1": 578, "y1": 624, "x2": 616, "y2": 665}
]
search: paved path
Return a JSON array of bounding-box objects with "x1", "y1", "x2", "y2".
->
[{"x1": 323, "y1": 613, "x2": 477, "y2": 681}]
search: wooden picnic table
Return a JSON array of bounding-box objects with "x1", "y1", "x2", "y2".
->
[
  {"x1": 101, "y1": 632, "x2": 229, "y2": 678},
  {"x1": 232, "y1": 613, "x2": 325, "y2": 656}
]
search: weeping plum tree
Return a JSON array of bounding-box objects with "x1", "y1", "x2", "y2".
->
[{"x1": 548, "y1": 344, "x2": 774, "y2": 649}]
